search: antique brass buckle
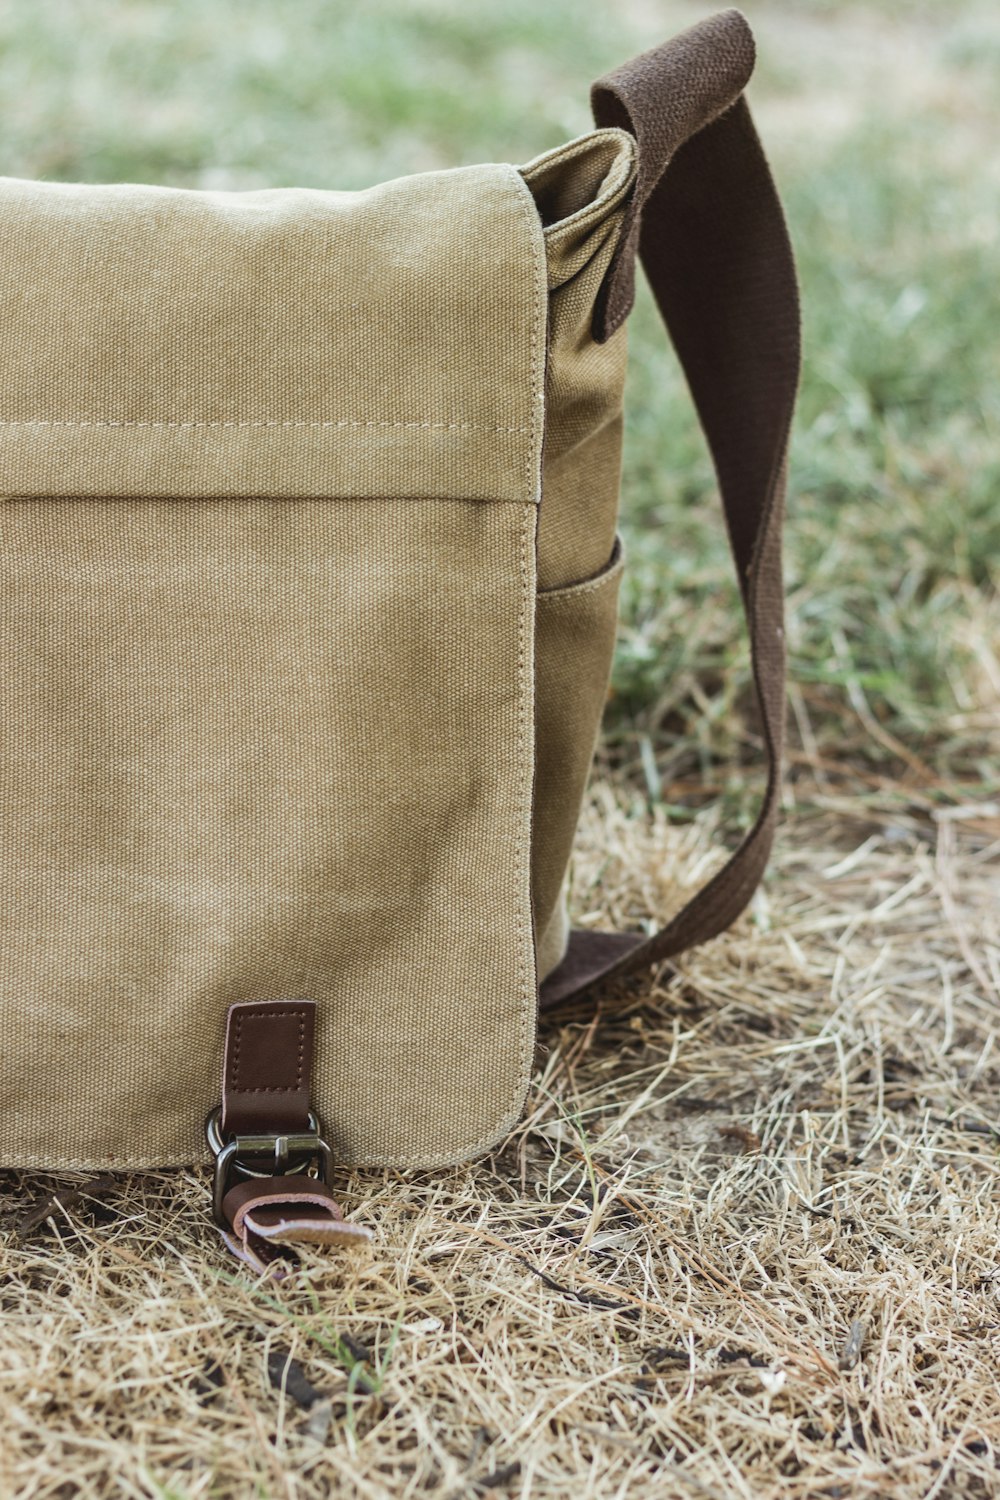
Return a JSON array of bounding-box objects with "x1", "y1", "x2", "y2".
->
[{"x1": 204, "y1": 1106, "x2": 333, "y2": 1228}]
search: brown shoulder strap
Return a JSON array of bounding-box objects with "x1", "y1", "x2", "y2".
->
[{"x1": 540, "y1": 10, "x2": 801, "y2": 1007}]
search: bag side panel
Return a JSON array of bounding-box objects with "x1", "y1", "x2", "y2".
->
[
  {"x1": 520, "y1": 131, "x2": 635, "y2": 965},
  {"x1": 533, "y1": 541, "x2": 624, "y2": 978}
]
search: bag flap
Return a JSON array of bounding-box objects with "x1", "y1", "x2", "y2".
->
[{"x1": 0, "y1": 166, "x2": 544, "y2": 502}]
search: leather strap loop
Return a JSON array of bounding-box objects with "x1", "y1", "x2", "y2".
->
[
  {"x1": 221, "y1": 1176, "x2": 373, "y2": 1275},
  {"x1": 213, "y1": 999, "x2": 371, "y2": 1269},
  {"x1": 541, "y1": 10, "x2": 801, "y2": 1007}
]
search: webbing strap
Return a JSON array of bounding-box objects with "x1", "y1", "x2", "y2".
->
[{"x1": 540, "y1": 9, "x2": 801, "y2": 1007}]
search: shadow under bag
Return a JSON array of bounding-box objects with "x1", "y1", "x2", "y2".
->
[{"x1": 0, "y1": 9, "x2": 799, "y2": 1271}]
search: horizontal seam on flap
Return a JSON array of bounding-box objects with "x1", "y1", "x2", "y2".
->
[{"x1": 0, "y1": 418, "x2": 530, "y2": 433}]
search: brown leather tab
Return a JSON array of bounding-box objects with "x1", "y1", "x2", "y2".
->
[
  {"x1": 220, "y1": 998, "x2": 315, "y2": 1136},
  {"x1": 221, "y1": 1176, "x2": 373, "y2": 1276}
]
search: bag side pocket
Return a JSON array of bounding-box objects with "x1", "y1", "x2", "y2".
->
[{"x1": 533, "y1": 537, "x2": 624, "y2": 981}]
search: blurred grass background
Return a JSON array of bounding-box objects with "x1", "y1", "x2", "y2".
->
[{"x1": 1, "y1": 0, "x2": 996, "y2": 821}]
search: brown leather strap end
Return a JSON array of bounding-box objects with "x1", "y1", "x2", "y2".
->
[
  {"x1": 220, "y1": 998, "x2": 315, "y2": 1136},
  {"x1": 221, "y1": 1177, "x2": 373, "y2": 1276},
  {"x1": 539, "y1": 930, "x2": 645, "y2": 1010}
]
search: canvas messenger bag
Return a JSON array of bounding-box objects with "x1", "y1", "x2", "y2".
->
[{"x1": 0, "y1": 10, "x2": 799, "y2": 1270}]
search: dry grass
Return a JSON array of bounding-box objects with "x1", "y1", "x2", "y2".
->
[{"x1": 2, "y1": 785, "x2": 997, "y2": 1499}]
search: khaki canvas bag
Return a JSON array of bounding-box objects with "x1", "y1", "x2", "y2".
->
[{"x1": 0, "y1": 10, "x2": 799, "y2": 1269}]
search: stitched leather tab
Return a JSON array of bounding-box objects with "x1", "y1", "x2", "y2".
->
[{"x1": 220, "y1": 999, "x2": 315, "y2": 1136}]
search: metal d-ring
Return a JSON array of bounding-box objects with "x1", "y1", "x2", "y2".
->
[{"x1": 204, "y1": 1106, "x2": 333, "y2": 1228}]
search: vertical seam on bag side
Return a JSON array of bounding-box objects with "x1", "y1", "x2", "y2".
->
[
  {"x1": 437, "y1": 163, "x2": 548, "y2": 1159},
  {"x1": 505, "y1": 164, "x2": 546, "y2": 503}
]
